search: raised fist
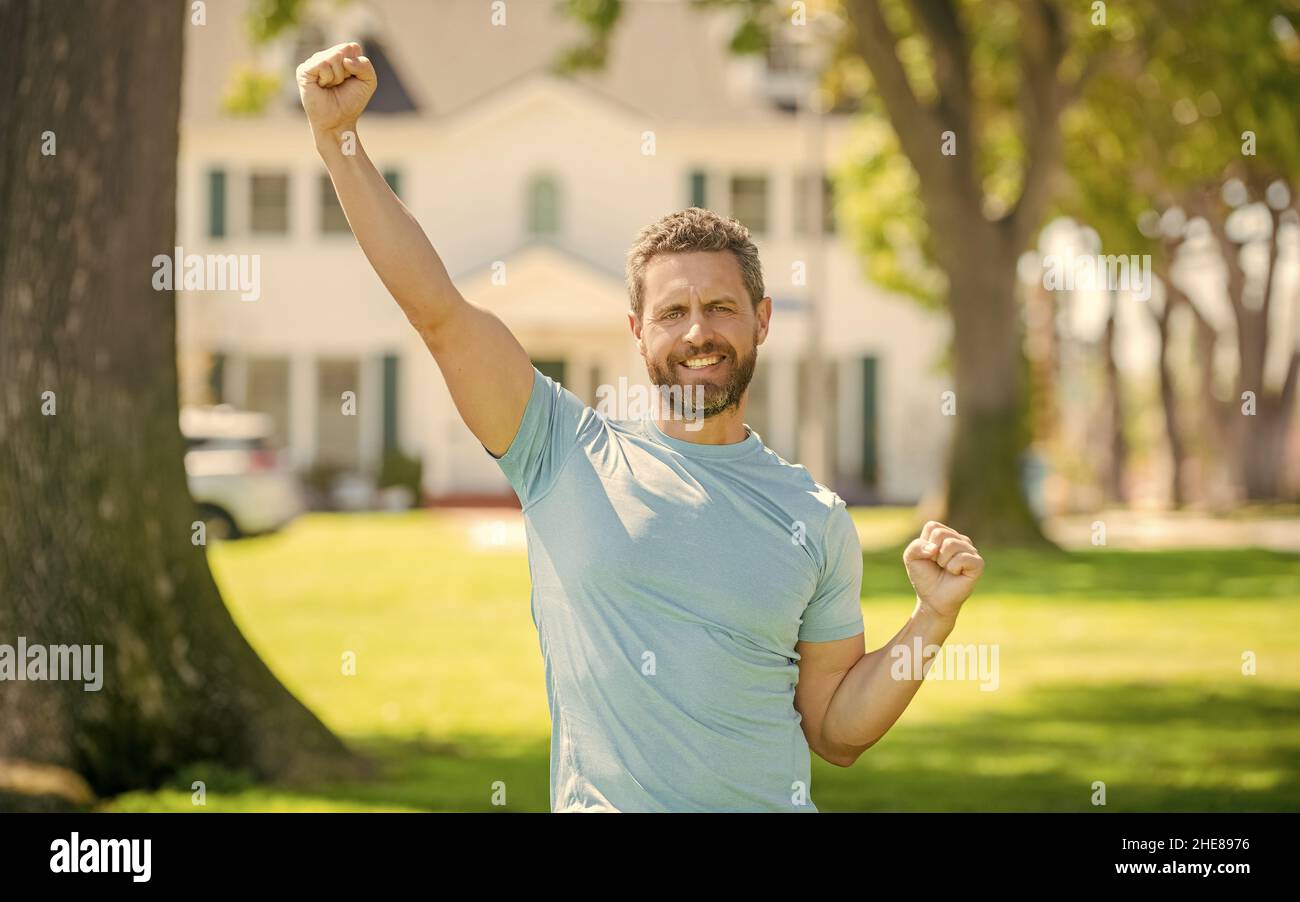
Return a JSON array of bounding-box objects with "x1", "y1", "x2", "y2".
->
[
  {"x1": 902, "y1": 520, "x2": 984, "y2": 623},
  {"x1": 296, "y1": 41, "x2": 377, "y2": 137}
]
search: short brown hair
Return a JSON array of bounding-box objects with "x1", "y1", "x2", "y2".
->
[{"x1": 625, "y1": 207, "x2": 765, "y2": 320}]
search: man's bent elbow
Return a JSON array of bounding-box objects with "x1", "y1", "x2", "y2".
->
[
  {"x1": 820, "y1": 734, "x2": 876, "y2": 767},
  {"x1": 816, "y1": 745, "x2": 862, "y2": 768}
]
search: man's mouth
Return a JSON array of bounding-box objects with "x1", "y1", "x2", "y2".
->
[{"x1": 678, "y1": 353, "x2": 726, "y2": 373}]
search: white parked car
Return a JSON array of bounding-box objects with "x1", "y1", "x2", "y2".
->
[{"x1": 181, "y1": 405, "x2": 303, "y2": 540}]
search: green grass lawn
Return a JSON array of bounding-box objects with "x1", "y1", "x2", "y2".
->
[{"x1": 106, "y1": 510, "x2": 1300, "y2": 812}]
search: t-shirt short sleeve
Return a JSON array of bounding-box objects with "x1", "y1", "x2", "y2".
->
[
  {"x1": 798, "y1": 499, "x2": 866, "y2": 643},
  {"x1": 489, "y1": 366, "x2": 589, "y2": 509}
]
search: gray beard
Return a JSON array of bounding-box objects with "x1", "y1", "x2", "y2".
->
[{"x1": 647, "y1": 339, "x2": 758, "y2": 420}]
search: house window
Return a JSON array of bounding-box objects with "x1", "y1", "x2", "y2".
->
[
  {"x1": 291, "y1": 25, "x2": 327, "y2": 78},
  {"x1": 794, "y1": 172, "x2": 836, "y2": 236},
  {"x1": 250, "y1": 173, "x2": 290, "y2": 234},
  {"x1": 320, "y1": 173, "x2": 350, "y2": 233},
  {"x1": 245, "y1": 356, "x2": 291, "y2": 448},
  {"x1": 795, "y1": 357, "x2": 838, "y2": 468},
  {"x1": 207, "y1": 169, "x2": 227, "y2": 238},
  {"x1": 526, "y1": 174, "x2": 561, "y2": 236},
  {"x1": 730, "y1": 175, "x2": 768, "y2": 235},
  {"x1": 765, "y1": 25, "x2": 807, "y2": 76},
  {"x1": 316, "y1": 357, "x2": 362, "y2": 468},
  {"x1": 688, "y1": 170, "x2": 708, "y2": 208}
]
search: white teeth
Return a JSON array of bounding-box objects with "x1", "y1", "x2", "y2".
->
[{"x1": 682, "y1": 355, "x2": 722, "y2": 369}]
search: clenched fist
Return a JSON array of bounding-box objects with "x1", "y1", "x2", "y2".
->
[
  {"x1": 903, "y1": 520, "x2": 985, "y2": 623},
  {"x1": 296, "y1": 41, "x2": 377, "y2": 137}
]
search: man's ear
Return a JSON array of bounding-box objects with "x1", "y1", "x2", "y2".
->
[
  {"x1": 628, "y1": 310, "x2": 644, "y2": 354},
  {"x1": 755, "y1": 296, "x2": 773, "y2": 346}
]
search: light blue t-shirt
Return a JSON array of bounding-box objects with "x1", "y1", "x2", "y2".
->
[{"x1": 491, "y1": 366, "x2": 866, "y2": 812}]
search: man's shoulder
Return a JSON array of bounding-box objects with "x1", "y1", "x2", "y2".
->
[{"x1": 750, "y1": 438, "x2": 845, "y2": 507}]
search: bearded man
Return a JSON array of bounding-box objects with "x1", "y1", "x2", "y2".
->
[{"x1": 298, "y1": 42, "x2": 985, "y2": 812}]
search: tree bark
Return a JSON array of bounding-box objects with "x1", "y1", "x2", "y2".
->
[
  {"x1": 942, "y1": 236, "x2": 1047, "y2": 545},
  {"x1": 1152, "y1": 299, "x2": 1186, "y2": 508},
  {"x1": 844, "y1": 0, "x2": 1058, "y2": 546},
  {"x1": 1102, "y1": 291, "x2": 1129, "y2": 505},
  {"x1": 0, "y1": 0, "x2": 362, "y2": 811},
  {"x1": 1198, "y1": 195, "x2": 1295, "y2": 501}
]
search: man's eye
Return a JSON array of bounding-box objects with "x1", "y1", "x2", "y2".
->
[{"x1": 663, "y1": 310, "x2": 683, "y2": 319}]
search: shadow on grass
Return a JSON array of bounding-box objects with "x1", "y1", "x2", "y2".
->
[
  {"x1": 860, "y1": 547, "x2": 1300, "y2": 600},
  {"x1": 109, "y1": 680, "x2": 1300, "y2": 812},
  {"x1": 814, "y1": 680, "x2": 1300, "y2": 812}
]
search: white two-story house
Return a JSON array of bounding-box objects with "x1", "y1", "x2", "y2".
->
[{"x1": 176, "y1": 0, "x2": 951, "y2": 505}]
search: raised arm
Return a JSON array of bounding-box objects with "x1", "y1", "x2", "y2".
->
[{"x1": 297, "y1": 42, "x2": 534, "y2": 457}]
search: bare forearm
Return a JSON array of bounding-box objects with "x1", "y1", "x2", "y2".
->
[
  {"x1": 295, "y1": 43, "x2": 534, "y2": 454},
  {"x1": 822, "y1": 600, "x2": 958, "y2": 757},
  {"x1": 314, "y1": 127, "x2": 459, "y2": 337}
]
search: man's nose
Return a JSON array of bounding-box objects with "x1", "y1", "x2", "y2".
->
[{"x1": 683, "y1": 311, "x2": 713, "y2": 345}]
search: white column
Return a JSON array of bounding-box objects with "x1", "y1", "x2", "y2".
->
[
  {"x1": 289, "y1": 353, "x2": 317, "y2": 470},
  {"x1": 767, "y1": 356, "x2": 798, "y2": 460},
  {"x1": 227, "y1": 168, "x2": 247, "y2": 241},
  {"x1": 838, "y1": 356, "x2": 863, "y2": 480},
  {"x1": 708, "y1": 168, "x2": 723, "y2": 214},
  {"x1": 358, "y1": 352, "x2": 381, "y2": 472},
  {"x1": 430, "y1": 363, "x2": 452, "y2": 498},
  {"x1": 772, "y1": 167, "x2": 795, "y2": 241},
  {"x1": 295, "y1": 163, "x2": 318, "y2": 247}
]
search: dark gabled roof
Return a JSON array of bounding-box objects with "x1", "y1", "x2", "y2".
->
[{"x1": 361, "y1": 35, "x2": 419, "y2": 114}]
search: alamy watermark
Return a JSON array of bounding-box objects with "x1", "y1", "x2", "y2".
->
[
  {"x1": 50, "y1": 833, "x2": 150, "y2": 882},
  {"x1": 151, "y1": 245, "x2": 261, "y2": 301},
  {"x1": 1042, "y1": 251, "x2": 1152, "y2": 302},
  {"x1": 595, "y1": 377, "x2": 706, "y2": 431},
  {"x1": 0, "y1": 637, "x2": 103, "y2": 691},
  {"x1": 890, "y1": 638, "x2": 1000, "y2": 691}
]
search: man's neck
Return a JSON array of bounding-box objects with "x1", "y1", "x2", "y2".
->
[{"x1": 654, "y1": 403, "x2": 750, "y2": 445}]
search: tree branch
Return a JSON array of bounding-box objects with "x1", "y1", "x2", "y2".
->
[
  {"x1": 842, "y1": 0, "x2": 980, "y2": 234},
  {"x1": 1007, "y1": 0, "x2": 1068, "y2": 249},
  {"x1": 909, "y1": 0, "x2": 972, "y2": 132},
  {"x1": 1281, "y1": 349, "x2": 1300, "y2": 414},
  {"x1": 1190, "y1": 188, "x2": 1247, "y2": 320},
  {"x1": 1259, "y1": 204, "x2": 1283, "y2": 325}
]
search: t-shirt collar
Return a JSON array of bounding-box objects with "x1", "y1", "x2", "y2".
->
[{"x1": 643, "y1": 414, "x2": 763, "y2": 460}]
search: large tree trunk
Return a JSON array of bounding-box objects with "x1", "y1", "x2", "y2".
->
[
  {"x1": 943, "y1": 237, "x2": 1047, "y2": 546},
  {"x1": 0, "y1": 0, "x2": 362, "y2": 811},
  {"x1": 842, "y1": 0, "x2": 1064, "y2": 547}
]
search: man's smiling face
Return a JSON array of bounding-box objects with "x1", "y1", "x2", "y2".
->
[{"x1": 631, "y1": 251, "x2": 771, "y2": 418}]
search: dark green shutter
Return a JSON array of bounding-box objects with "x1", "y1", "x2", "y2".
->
[
  {"x1": 689, "y1": 170, "x2": 707, "y2": 208},
  {"x1": 208, "y1": 169, "x2": 226, "y2": 238},
  {"x1": 209, "y1": 352, "x2": 226, "y2": 404},
  {"x1": 533, "y1": 358, "x2": 566, "y2": 386},
  {"x1": 382, "y1": 353, "x2": 400, "y2": 454},
  {"x1": 861, "y1": 357, "x2": 878, "y2": 486},
  {"x1": 383, "y1": 169, "x2": 401, "y2": 198}
]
